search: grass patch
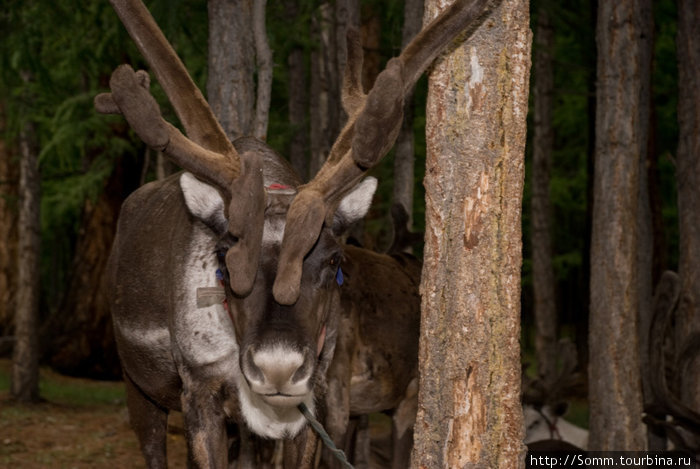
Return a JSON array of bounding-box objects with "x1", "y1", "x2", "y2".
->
[{"x1": 0, "y1": 359, "x2": 125, "y2": 407}]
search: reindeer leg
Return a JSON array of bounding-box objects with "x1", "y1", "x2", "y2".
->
[
  {"x1": 180, "y1": 380, "x2": 229, "y2": 469},
  {"x1": 391, "y1": 378, "x2": 418, "y2": 469},
  {"x1": 321, "y1": 322, "x2": 353, "y2": 469},
  {"x1": 352, "y1": 415, "x2": 370, "y2": 469},
  {"x1": 124, "y1": 373, "x2": 169, "y2": 469}
]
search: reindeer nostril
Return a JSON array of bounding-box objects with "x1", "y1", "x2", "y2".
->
[{"x1": 248, "y1": 346, "x2": 309, "y2": 394}]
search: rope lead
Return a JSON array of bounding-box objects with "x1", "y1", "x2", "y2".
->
[{"x1": 298, "y1": 402, "x2": 355, "y2": 469}]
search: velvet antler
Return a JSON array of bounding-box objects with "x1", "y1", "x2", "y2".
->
[
  {"x1": 95, "y1": 65, "x2": 237, "y2": 190},
  {"x1": 97, "y1": 0, "x2": 264, "y2": 296},
  {"x1": 273, "y1": 0, "x2": 502, "y2": 304}
]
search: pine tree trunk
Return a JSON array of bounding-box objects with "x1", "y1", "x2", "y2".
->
[
  {"x1": 12, "y1": 116, "x2": 41, "y2": 402},
  {"x1": 676, "y1": 0, "x2": 700, "y2": 414},
  {"x1": 207, "y1": 0, "x2": 256, "y2": 140},
  {"x1": 588, "y1": 0, "x2": 651, "y2": 450},
  {"x1": 392, "y1": 0, "x2": 423, "y2": 227},
  {"x1": 531, "y1": 7, "x2": 557, "y2": 387},
  {"x1": 252, "y1": 0, "x2": 272, "y2": 140},
  {"x1": 0, "y1": 104, "x2": 18, "y2": 347},
  {"x1": 309, "y1": 1, "x2": 358, "y2": 177},
  {"x1": 309, "y1": 3, "x2": 334, "y2": 176},
  {"x1": 412, "y1": 0, "x2": 531, "y2": 467},
  {"x1": 285, "y1": 0, "x2": 309, "y2": 180}
]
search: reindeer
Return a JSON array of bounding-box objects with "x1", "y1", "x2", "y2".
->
[
  {"x1": 643, "y1": 271, "x2": 700, "y2": 456},
  {"x1": 522, "y1": 338, "x2": 589, "y2": 450},
  {"x1": 97, "y1": 0, "x2": 498, "y2": 467},
  {"x1": 320, "y1": 205, "x2": 422, "y2": 469}
]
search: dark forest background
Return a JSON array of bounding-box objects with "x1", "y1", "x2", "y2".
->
[{"x1": 0, "y1": 0, "x2": 682, "y2": 385}]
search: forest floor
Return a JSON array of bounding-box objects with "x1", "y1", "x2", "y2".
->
[
  {"x1": 0, "y1": 359, "x2": 392, "y2": 468},
  {"x1": 0, "y1": 359, "x2": 188, "y2": 469}
]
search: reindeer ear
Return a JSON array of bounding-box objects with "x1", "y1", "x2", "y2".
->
[
  {"x1": 332, "y1": 177, "x2": 377, "y2": 235},
  {"x1": 180, "y1": 172, "x2": 227, "y2": 234}
]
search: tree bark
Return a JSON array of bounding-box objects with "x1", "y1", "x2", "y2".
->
[
  {"x1": 392, "y1": 0, "x2": 423, "y2": 228},
  {"x1": 531, "y1": 7, "x2": 557, "y2": 388},
  {"x1": 309, "y1": 2, "x2": 334, "y2": 177},
  {"x1": 412, "y1": 0, "x2": 531, "y2": 467},
  {"x1": 634, "y1": 0, "x2": 657, "y2": 451},
  {"x1": 12, "y1": 115, "x2": 41, "y2": 402},
  {"x1": 252, "y1": 0, "x2": 272, "y2": 140},
  {"x1": 588, "y1": 0, "x2": 651, "y2": 450},
  {"x1": 285, "y1": 0, "x2": 309, "y2": 180},
  {"x1": 676, "y1": 0, "x2": 700, "y2": 413},
  {"x1": 308, "y1": 1, "x2": 359, "y2": 177},
  {"x1": 0, "y1": 104, "x2": 18, "y2": 347},
  {"x1": 207, "y1": 0, "x2": 256, "y2": 140}
]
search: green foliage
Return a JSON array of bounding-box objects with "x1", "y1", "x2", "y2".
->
[
  {"x1": 0, "y1": 0, "x2": 684, "y2": 348},
  {"x1": 0, "y1": 0, "x2": 210, "y2": 309}
]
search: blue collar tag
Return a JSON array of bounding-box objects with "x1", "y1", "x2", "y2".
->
[{"x1": 336, "y1": 267, "x2": 344, "y2": 286}]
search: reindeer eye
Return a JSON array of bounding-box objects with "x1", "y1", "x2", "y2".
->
[
  {"x1": 329, "y1": 254, "x2": 342, "y2": 267},
  {"x1": 215, "y1": 248, "x2": 226, "y2": 261}
]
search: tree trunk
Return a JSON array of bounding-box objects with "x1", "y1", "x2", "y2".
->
[
  {"x1": 635, "y1": 2, "x2": 657, "y2": 451},
  {"x1": 531, "y1": 7, "x2": 557, "y2": 388},
  {"x1": 392, "y1": 0, "x2": 423, "y2": 228},
  {"x1": 588, "y1": 0, "x2": 651, "y2": 450},
  {"x1": 676, "y1": 0, "x2": 700, "y2": 414},
  {"x1": 0, "y1": 104, "x2": 18, "y2": 348},
  {"x1": 285, "y1": 0, "x2": 309, "y2": 180},
  {"x1": 309, "y1": 2, "x2": 334, "y2": 177},
  {"x1": 207, "y1": 0, "x2": 256, "y2": 140},
  {"x1": 12, "y1": 115, "x2": 41, "y2": 402},
  {"x1": 309, "y1": 0, "x2": 359, "y2": 177},
  {"x1": 252, "y1": 0, "x2": 272, "y2": 140},
  {"x1": 412, "y1": 0, "x2": 531, "y2": 467}
]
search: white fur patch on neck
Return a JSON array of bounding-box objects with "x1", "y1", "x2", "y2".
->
[
  {"x1": 336, "y1": 177, "x2": 377, "y2": 224},
  {"x1": 180, "y1": 172, "x2": 226, "y2": 227}
]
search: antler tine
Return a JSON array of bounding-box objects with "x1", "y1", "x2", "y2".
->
[
  {"x1": 400, "y1": 0, "x2": 500, "y2": 92},
  {"x1": 96, "y1": 65, "x2": 237, "y2": 190},
  {"x1": 273, "y1": 0, "x2": 500, "y2": 305},
  {"x1": 342, "y1": 28, "x2": 366, "y2": 116},
  {"x1": 109, "y1": 0, "x2": 239, "y2": 170},
  {"x1": 324, "y1": 0, "x2": 499, "y2": 169}
]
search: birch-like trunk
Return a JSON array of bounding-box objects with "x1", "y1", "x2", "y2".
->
[{"x1": 412, "y1": 0, "x2": 531, "y2": 467}]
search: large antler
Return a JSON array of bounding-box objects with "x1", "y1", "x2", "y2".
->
[
  {"x1": 273, "y1": 0, "x2": 502, "y2": 304},
  {"x1": 95, "y1": 0, "x2": 240, "y2": 189},
  {"x1": 96, "y1": 0, "x2": 264, "y2": 297}
]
